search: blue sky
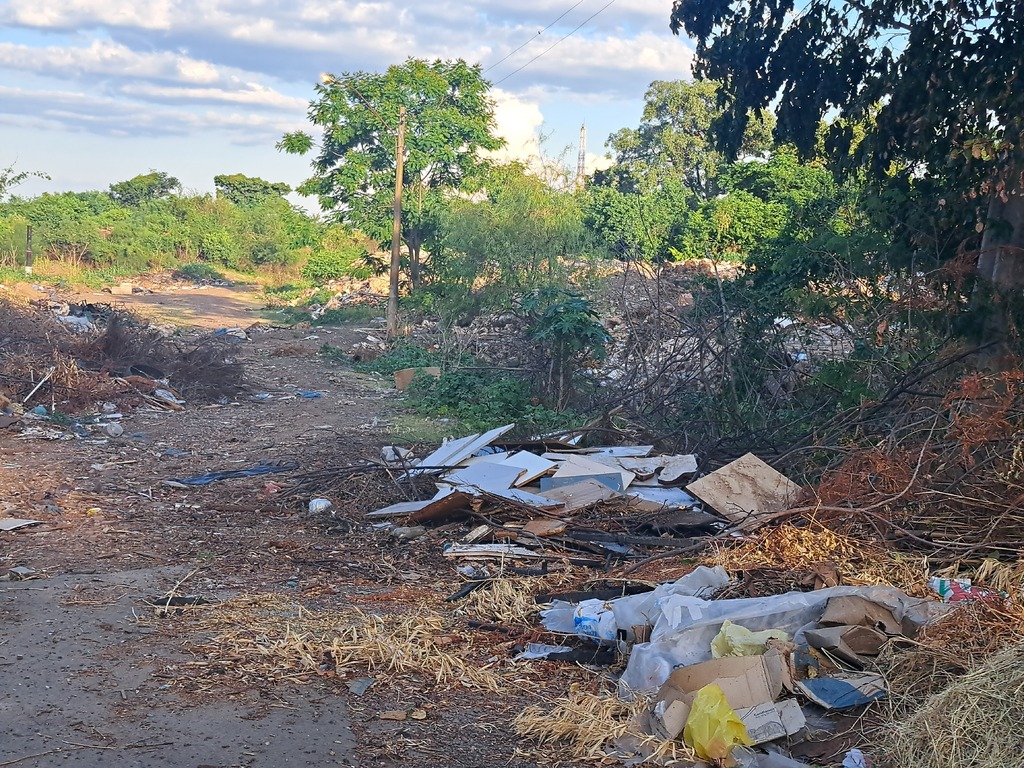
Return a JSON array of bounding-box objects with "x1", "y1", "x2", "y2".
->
[{"x1": 0, "y1": 0, "x2": 694, "y2": 207}]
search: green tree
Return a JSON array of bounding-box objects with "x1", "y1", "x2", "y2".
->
[
  {"x1": 602, "y1": 79, "x2": 773, "y2": 198},
  {"x1": 108, "y1": 171, "x2": 180, "y2": 206},
  {"x1": 279, "y1": 57, "x2": 503, "y2": 286},
  {"x1": 214, "y1": 174, "x2": 291, "y2": 206},
  {"x1": 582, "y1": 178, "x2": 693, "y2": 262},
  {"x1": 0, "y1": 163, "x2": 48, "y2": 200},
  {"x1": 435, "y1": 163, "x2": 589, "y2": 311},
  {"x1": 669, "y1": 0, "x2": 1024, "y2": 319}
]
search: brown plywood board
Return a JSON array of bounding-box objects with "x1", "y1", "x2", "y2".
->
[{"x1": 686, "y1": 453, "x2": 800, "y2": 530}]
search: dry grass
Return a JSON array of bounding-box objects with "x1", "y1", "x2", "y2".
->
[
  {"x1": 453, "y1": 571, "x2": 579, "y2": 626},
  {"x1": 513, "y1": 684, "x2": 691, "y2": 763},
  {"x1": 706, "y1": 524, "x2": 928, "y2": 594},
  {"x1": 182, "y1": 594, "x2": 502, "y2": 691},
  {"x1": 880, "y1": 640, "x2": 1024, "y2": 768}
]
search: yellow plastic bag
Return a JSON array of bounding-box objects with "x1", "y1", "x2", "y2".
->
[
  {"x1": 710, "y1": 620, "x2": 789, "y2": 658},
  {"x1": 682, "y1": 683, "x2": 754, "y2": 761}
]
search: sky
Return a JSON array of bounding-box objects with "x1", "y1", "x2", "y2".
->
[{"x1": 0, "y1": 0, "x2": 695, "y2": 207}]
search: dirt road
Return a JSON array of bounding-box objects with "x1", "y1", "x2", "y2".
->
[{"x1": 1, "y1": 287, "x2": 546, "y2": 768}]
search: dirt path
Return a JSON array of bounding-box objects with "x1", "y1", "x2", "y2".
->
[{"x1": 1, "y1": 287, "x2": 549, "y2": 768}]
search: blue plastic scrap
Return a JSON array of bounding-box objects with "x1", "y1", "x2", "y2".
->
[
  {"x1": 167, "y1": 461, "x2": 299, "y2": 486},
  {"x1": 294, "y1": 391, "x2": 323, "y2": 399}
]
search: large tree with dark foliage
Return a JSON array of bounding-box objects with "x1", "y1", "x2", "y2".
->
[{"x1": 670, "y1": 0, "x2": 1024, "y2": 325}]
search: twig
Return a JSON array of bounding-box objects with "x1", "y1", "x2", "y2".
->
[{"x1": 22, "y1": 366, "x2": 55, "y2": 405}]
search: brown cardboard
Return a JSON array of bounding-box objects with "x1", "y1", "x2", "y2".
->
[
  {"x1": 805, "y1": 625, "x2": 888, "y2": 667},
  {"x1": 819, "y1": 596, "x2": 903, "y2": 636},
  {"x1": 734, "y1": 700, "x2": 806, "y2": 744},
  {"x1": 652, "y1": 648, "x2": 800, "y2": 743},
  {"x1": 394, "y1": 366, "x2": 441, "y2": 391}
]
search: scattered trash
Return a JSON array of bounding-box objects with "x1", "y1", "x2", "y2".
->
[
  {"x1": 102, "y1": 422, "x2": 124, "y2": 438},
  {"x1": 392, "y1": 525, "x2": 426, "y2": 541},
  {"x1": 347, "y1": 677, "x2": 374, "y2": 696},
  {"x1": 308, "y1": 498, "x2": 333, "y2": 514},
  {"x1": 7, "y1": 566, "x2": 38, "y2": 580},
  {"x1": 842, "y1": 748, "x2": 870, "y2": 768},
  {"x1": 686, "y1": 453, "x2": 801, "y2": 531},
  {"x1": 165, "y1": 461, "x2": 300, "y2": 487},
  {"x1": 928, "y1": 576, "x2": 1006, "y2": 603},
  {"x1": 394, "y1": 366, "x2": 441, "y2": 391},
  {"x1": 294, "y1": 390, "x2": 323, "y2": 398},
  {"x1": 0, "y1": 518, "x2": 42, "y2": 532},
  {"x1": 682, "y1": 683, "x2": 754, "y2": 761}
]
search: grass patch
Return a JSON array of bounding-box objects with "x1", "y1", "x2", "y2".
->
[
  {"x1": 407, "y1": 368, "x2": 576, "y2": 435},
  {"x1": 387, "y1": 412, "x2": 467, "y2": 443},
  {"x1": 354, "y1": 341, "x2": 448, "y2": 375}
]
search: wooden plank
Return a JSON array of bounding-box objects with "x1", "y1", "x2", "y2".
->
[
  {"x1": 408, "y1": 490, "x2": 476, "y2": 524},
  {"x1": 540, "y1": 473, "x2": 623, "y2": 493},
  {"x1": 366, "y1": 500, "x2": 432, "y2": 518},
  {"x1": 443, "y1": 461, "x2": 524, "y2": 491},
  {"x1": 686, "y1": 453, "x2": 800, "y2": 530},
  {"x1": 522, "y1": 518, "x2": 568, "y2": 537},
  {"x1": 658, "y1": 455, "x2": 700, "y2": 485}
]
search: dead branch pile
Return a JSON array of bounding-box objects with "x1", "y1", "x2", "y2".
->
[
  {"x1": 0, "y1": 298, "x2": 245, "y2": 412},
  {"x1": 786, "y1": 369, "x2": 1024, "y2": 568}
]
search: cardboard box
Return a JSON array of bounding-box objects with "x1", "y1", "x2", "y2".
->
[
  {"x1": 805, "y1": 624, "x2": 888, "y2": 667},
  {"x1": 818, "y1": 595, "x2": 903, "y2": 636},
  {"x1": 652, "y1": 648, "x2": 804, "y2": 743},
  {"x1": 394, "y1": 366, "x2": 441, "y2": 391}
]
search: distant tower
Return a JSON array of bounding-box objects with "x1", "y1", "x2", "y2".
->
[{"x1": 576, "y1": 123, "x2": 587, "y2": 189}]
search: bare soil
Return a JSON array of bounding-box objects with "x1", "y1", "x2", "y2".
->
[{"x1": 0, "y1": 286, "x2": 558, "y2": 768}]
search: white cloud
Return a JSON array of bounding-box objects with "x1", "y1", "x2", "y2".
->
[
  {"x1": 488, "y1": 88, "x2": 545, "y2": 163},
  {"x1": 0, "y1": 1, "x2": 698, "y2": 192}
]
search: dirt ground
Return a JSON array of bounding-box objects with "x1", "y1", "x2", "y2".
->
[{"x1": 0, "y1": 286, "x2": 557, "y2": 768}]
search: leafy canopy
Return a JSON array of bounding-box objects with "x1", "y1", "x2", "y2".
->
[
  {"x1": 214, "y1": 174, "x2": 291, "y2": 206},
  {"x1": 108, "y1": 171, "x2": 180, "y2": 207},
  {"x1": 669, "y1": 0, "x2": 1024, "y2": 183},
  {"x1": 279, "y1": 58, "x2": 503, "y2": 255},
  {"x1": 603, "y1": 79, "x2": 774, "y2": 198}
]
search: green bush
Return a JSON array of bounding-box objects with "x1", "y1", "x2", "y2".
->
[
  {"x1": 301, "y1": 248, "x2": 370, "y2": 282},
  {"x1": 200, "y1": 230, "x2": 241, "y2": 267},
  {"x1": 177, "y1": 263, "x2": 225, "y2": 282},
  {"x1": 354, "y1": 342, "x2": 445, "y2": 375},
  {"x1": 407, "y1": 368, "x2": 572, "y2": 434}
]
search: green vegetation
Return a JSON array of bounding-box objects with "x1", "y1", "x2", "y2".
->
[
  {"x1": 5, "y1": 18, "x2": 1022, "y2": 446},
  {"x1": 280, "y1": 57, "x2": 503, "y2": 286}
]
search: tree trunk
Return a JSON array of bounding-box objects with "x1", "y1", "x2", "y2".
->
[
  {"x1": 409, "y1": 241, "x2": 422, "y2": 288},
  {"x1": 974, "y1": 153, "x2": 1024, "y2": 362}
]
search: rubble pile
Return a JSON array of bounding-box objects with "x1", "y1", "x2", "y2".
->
[
  {"x1": 283, "y1": 413, "x2": 1024, "y2": 767},
  {"x1": 0, "y1": 295, "x2": 247, "y2": 439}
]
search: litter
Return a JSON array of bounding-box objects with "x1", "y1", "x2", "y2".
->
[
  {"x1": 687, "y1": 453, "x2": 801, "y2": 530},
  {"x1": 795, "y1": 673, "x2": 887, "y2": 710},
  {"x1": 682, "y1": 683, "x2": 754, "y2": 761},
  {"x1": 166, "y1": 461, "x2": 300, "y2": 486},
  {"x1": 0, "y1": 518, "x2": 42, "y2": 532},
  {"x1": 294, "y1": 390, "x2": 323, "y2": 398},
  {"x1": 394, "y1": 366, "x2": 441, "y2": 391},
  {"x1": 308, "y1": 498, "x2": 332, "y2": 514}
]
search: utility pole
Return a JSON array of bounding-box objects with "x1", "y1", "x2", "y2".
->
[
  {"x1": 576, "y1": 123, "x2": 587, "y2": 190},
  {"x1": 387, "y1": 106, "x2": 406, "y2": 338},
  {"x1": 24, "y1": 225, "x2": 33, "y2": 275}
]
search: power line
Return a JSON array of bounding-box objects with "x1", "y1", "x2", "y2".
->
[
  {"x1": 492, "y1": 0, "x2": 619, "y2": 86},
  {"x1": 482, "y1": 0, "x2": 590, "y2": 74}
]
